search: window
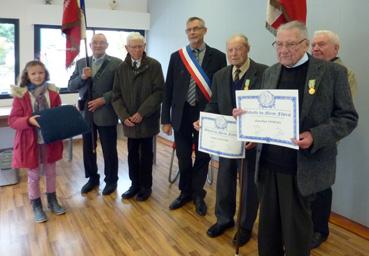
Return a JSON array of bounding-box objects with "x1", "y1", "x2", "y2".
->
[
  {"x1": 34, "y1": 25, "x2": 144, "y2": 93},
  {"x1": 0, "y1": 18, "x2": 19, "y2": 98}
]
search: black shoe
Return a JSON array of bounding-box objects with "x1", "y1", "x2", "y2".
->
[
  {"x1": 121, "y1": 186, "x2": 139, "y2": 199},
  {"x1": 169, "y1": 194, "x2": 192, "y2": 210},
  {"x1": 207, "y1": 221, "x2": 235, "y2": 238},
  {"x1": 136, "y1": 189, "x2": 152, "y2": 201},
  {"x1": 194, "y1": 197, "x2": 207, "y2": 216},
  {"x1": 102, "y1": 183, "x2": 117, "y2": 195},
  {"x1": 81, "y1": 179, "x2": 99, "y2": 193},
  {"x1": 310, "y1": 232, "x2": 328, "y2": 249},
  {"x1": 233, "y1": 228, "x2": 251, "y2": 246}
]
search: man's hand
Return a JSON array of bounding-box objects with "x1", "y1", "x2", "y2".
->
[
  {"x1": 292, "y1": 131, "x2": 314, "y2": 149},
  {"x1": 124, "y1": 118, "x2": 136, "y2": 127},
  {"x1": 245, "y1": 142, "x2": 256, "y2": 150},
  {"x1": 28, "y1": 115, "x2": 40, "y2": 128},
  {"x1": 130, "y1": 112, "x2": 143, "y2": 124},
  {"x1": 162, "y1": 124, "x2": 172, "y2": 135},
  {"x1": 232, "y1": 108, "x2": 246, "y2": 119},
  {"x1": 87, "y1": 97, "x2": 105, "y2": 112},
  {"x1": 193, "y1": 120, "x2": 200, "y2": 131},
  {"x1": 81, "y1": 67, "x2": 92, "y2": 80}
]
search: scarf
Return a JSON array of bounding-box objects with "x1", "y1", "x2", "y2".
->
[{"x1": 27, "y1": 82, "x2": 49, "y2": 112}]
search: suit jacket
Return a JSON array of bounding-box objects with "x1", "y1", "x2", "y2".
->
[
  {"x1": 255, "y1": 55, "x2": 359, "y2": 196},
  {"x1": 68, "y1": 55, "x2": 122, "y2": 126},
  {"x1": 161, "y1": 44, "x2": 227, "y2": 130},
  {"x1": 205, "y1": 59, "x2": 268, "y2": 115}
]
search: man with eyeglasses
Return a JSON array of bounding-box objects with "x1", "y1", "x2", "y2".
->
[
  {"x1": 233, "y1": 21, "x2": 358, "y2": 255},
  {"x1": 309, "y1": 30, "x2": 357, "y2": 249},
  {"x1": 161, "y1": 17, "x2": 226, "y2": 216},
  {"x1": 69, "y1": 33, "x2": 122, "y2": 196},
  {"x1": 112, "y1": 32, "x2": 164, "y2": 201}
]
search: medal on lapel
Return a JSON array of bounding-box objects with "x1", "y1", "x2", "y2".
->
[
  {"x1": 244, "y1": 79, "x2": 250, "y2": 90},
  {"x1": 308, "y1": 79, "x2": 316, "y2": 95}
]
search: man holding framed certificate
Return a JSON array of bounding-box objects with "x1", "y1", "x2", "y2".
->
[
  {"x1": 195, "y1": 34, "x2": 267, "y2": 246},
  {"x1": 234, "y1": 21, "x2": 358, "y2": 256}
]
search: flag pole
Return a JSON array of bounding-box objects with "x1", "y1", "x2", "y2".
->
[
  {"x1": 235, "y1": 157, "x2": 247, "y2": 256},
  {"x1": 80, "y1": 0, "x2": 96, "y2": 153}
]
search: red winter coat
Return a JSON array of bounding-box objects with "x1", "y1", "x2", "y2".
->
[{"x1": 8, "y1": 84, "x2": 63, "y2": 169}]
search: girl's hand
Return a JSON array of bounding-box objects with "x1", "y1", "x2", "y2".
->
[{"x1": 28, "y1": 115, "x2": 40, "y2": 128}]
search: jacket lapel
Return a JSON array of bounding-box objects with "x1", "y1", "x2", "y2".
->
[
  {"x1": 264, "y1": 64, "x2": 281, "y2": 89},
  {"x1": 300, "y1": 57, "x2": 324, "y2": 124},
  {"x1": 222, "y1": 66, "x2": 233, "y2": 113}
]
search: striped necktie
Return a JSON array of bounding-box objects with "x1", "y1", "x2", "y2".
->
[{"x1": 187, "y1": 49, "x2": 200, "y2": 106}]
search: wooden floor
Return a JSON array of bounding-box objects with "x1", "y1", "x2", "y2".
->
[{"x1": 1, "y1": 138, "x2": 369, "y2": 256}]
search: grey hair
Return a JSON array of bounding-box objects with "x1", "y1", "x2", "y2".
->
[
  {"x1": 314, "y1": 30, "x2": 340, "y2": 46},
  {"x1": 186, "y1": 17, "x2": 206, "y2": 28},
  {"x1": 227, "y1": 34, "x2": 250, "y2": 48},
  {"x1": 126, "y1": 32, "x2": 145, "y2": 45},
  {"x1": 277, "y1": 20, "x2": 308, "y2": 39}
]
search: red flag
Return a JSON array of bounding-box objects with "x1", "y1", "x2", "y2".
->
[
  {"x1": 62, "y1": 0, "x2": 81, "y2": 68},
  {"x1": 266, "y1": 0, "x2": 307, "y2": 35}
]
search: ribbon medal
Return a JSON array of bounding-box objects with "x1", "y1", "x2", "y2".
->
[
  {"x1": 244, "y1": 79, "x2": 250, "y2": 90},
  {"x1": 308, "y1": 79, "x2": 316, "y2": 95}
]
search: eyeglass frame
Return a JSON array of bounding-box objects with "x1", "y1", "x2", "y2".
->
[
  {"x1": 272, "y1": 38, "x2": 307, "y2": 50},
  {"x1": 185, "y1": 26, "x2": 205, "y2": 34}
]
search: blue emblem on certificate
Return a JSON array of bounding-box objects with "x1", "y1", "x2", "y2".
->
[{"x1": 258, "y1": 91, "x2": 275, "y2": 108}]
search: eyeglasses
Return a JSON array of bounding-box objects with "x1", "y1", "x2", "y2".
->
[
  {"x1": 272, "y1": 39, "x2": 307, "y2": 50},
  {"x1": 185, "y1": 26, "x2": 204, "y2": 34},
  {"x1": 128, "y1": 45, "x2": 144, "y2": 49}
]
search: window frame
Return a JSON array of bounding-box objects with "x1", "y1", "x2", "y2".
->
[
  {"x1": 34, "y1": 25, "x2": 144, "y2": 94},
  {"x1": 0, "y1": 18, "x2": 20, "y2": 99}
]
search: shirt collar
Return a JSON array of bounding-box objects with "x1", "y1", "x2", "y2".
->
[
  {"x1": 233, "y1": 58, "x2": 250, "y2": 79},
  {"x1": 93, "y1": 54, "x2": 106, "y2": 63},
  {"x1": 190, "y1": 43, "x2": 206, "y2": 53},
  {"x1": 286, "y1": 53, "x2": 309, "y2": 68}
]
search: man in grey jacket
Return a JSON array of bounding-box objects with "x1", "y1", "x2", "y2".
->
[
  {"x1": 112, "y1": 32, "x2": 164, "y2": 201},
  {"x1": 234, "y1": 21, "x2": 358, "y2": 256},
  {"x1": 309, "y1": 29, "x2": 358, "y2": 249},
  {"x1": 68, "y1": 33, "x2": 122, "y2": 195}
]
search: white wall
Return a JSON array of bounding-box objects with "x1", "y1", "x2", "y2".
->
[{"x1": 147, "y1": 0, "x2": 369, "y2": 227}]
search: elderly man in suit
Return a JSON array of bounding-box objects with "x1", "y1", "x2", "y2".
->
[
  {"x1": 161, "y1": 17, "x2": 226, "y2": 216},
  {"x1": 112, "y1": 32, "x2": 164, "y2": 201},
  {"x1": 194, "y1": 34, "x2": 267, "y2": 246},
  {"x1": 234, "y1": 21, "x2": 358, "y2": 256},
  {"x1": 309, "y1": 29, "x2": 358, "y2": 249},
  {"x1": 68, "y1": 33, "x2": 122, "y2": 195}
]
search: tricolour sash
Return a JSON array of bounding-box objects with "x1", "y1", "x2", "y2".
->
[{"x1": 178, "y1": 46, "x2": 212, "y2": 102}]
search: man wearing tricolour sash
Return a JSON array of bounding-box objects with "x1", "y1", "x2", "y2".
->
[{"x1": 161, "y1": 17, "x2": 226, "y2": 216}]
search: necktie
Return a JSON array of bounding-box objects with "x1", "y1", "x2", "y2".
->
[
  {"x1": 187, "y1": 49, "x2": 200, "y2": 106},
  {"x1": 133, "y1": 61, "x2": 138, "y2": 70},
  {"x1": 234, "y1": 68, "x2": 241, "y2": 82}
]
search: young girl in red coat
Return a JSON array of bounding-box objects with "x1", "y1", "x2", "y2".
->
[{"x1": 8, "y1": 60, "x2": 65, "y2": 223}]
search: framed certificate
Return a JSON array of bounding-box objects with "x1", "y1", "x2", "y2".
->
[
  {"x1": 236, "y1": 89, "x2": 299, "y2": 149},
  {"x1": 198, "y1": 112, "x2": 245, "y2": 158}
]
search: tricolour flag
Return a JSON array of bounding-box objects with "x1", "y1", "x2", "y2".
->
[
  {"x1": 266, "y1": 0, "x2": 307, "y2": 35},
  {"x1": 62, "y1": 0, "x2": 86, "y2": 68}
]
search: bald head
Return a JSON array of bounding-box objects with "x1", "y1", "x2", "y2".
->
[
  {"x1": 226, "y1": 34, "x2": 250, "y2": 67},
  {"x1": 90, "y1": 33, "x2": 108, "y2": 58}
]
